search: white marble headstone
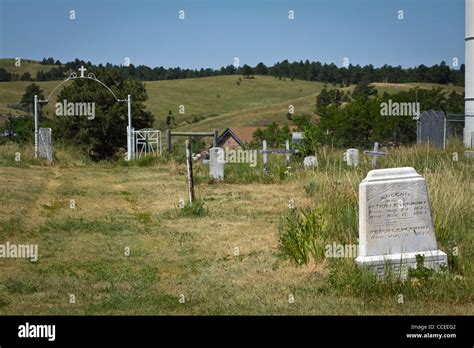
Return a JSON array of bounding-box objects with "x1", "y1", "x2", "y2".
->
[
  {"x1": 345, "y1": 148, "x2": 359, "y2": 167},
  {"x1": 304, "y1": 155, "x2": 318, "y2": 169},
  {"x1": 209, "y1": 147, "x2": 224, "y2": 180},
  {"x1": 355, "y1": 167, "x2": 447, "y2": 279}
]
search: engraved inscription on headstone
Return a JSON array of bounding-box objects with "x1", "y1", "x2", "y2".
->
[
  {"x1": 38, "y1": 128, "x2": 52, "y2": 162},
  {"x1": 355, "y1": 167, "x2": 447, "y2": 279}
]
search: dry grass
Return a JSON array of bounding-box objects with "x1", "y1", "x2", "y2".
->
[{"x1": 0, "y1": 142, "x2": 472, "y2": 315}]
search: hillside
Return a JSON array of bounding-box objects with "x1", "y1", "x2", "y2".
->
[
  {"x1": 0, "y1": 76, "x2": 330, "y2": 123},
  {"x1": 146, "y1": 76, "x2": 331, "y2": 129},
  {"x1": 0, "y1": 74, "x2": 464, "y2": 130},
  {"x1": 0, "y1": 58, "x2": 58, "y2": 79}
]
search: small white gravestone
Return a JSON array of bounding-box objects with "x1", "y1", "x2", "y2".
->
[
  {"x1": 292, "y1": 132, "x2": 303, "y2": 145},
  {"x1": 303, "y1": 155, "x2": 318, "y2": 169},
  {"x1": 209, "y1": 147, "x2": 224, "y2": 180},
  {"x1": 355, "y1": 167, "x2": 447, "y2": 279},
  {"x1": 345, "y1": 148, "x2": 359, "y2": 167}
]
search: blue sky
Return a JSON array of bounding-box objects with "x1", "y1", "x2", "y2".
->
[{"x1": 0, "y1": 0, "x2": 466, "y2": 69}]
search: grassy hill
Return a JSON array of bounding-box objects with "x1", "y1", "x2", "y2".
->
[
  {"x1": 0, "y1": 76, "x2": 330, "y2": 123},
  {"x1": 0, "y1": 80, "x2": 60, "y2": 116},
  {"x1": 0, "y1": 73, "x2": 464, "y2": 131},
  {"x1": 0, "y1": 58, "x2": 58, "y2": 79},
  {"x1": 146, "y1": 76, "x2": 332, "y2": 129}
]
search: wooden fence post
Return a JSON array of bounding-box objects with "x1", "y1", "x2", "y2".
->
[
  {"x1": 213, "y1": 129, "x2": 218, "y2": 147},
  {"x1": 166, "y1": 129, "x2": 171, "y2": 155},
  {"x1": 285, "y1": 140, "x2": 290, "y2": 167}
]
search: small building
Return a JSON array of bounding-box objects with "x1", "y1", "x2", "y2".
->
[
  {"x1": 216, "y1": 126, "x2": 303, "y2": 149},
  {"x1": 216, "y1": 127, "x2": 260, "y2": 149}
]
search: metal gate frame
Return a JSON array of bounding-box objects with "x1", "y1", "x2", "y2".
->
[{"x1": 134, "y1": 129, "x2": 162, "y2": 158}]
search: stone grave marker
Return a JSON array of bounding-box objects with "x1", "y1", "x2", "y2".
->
[
  {"x1": 38, "y1": 127, "x2": 53, "y2": 162},
  {"x1": 355, "y1": 167, "x2": 447, "y2": 279},
  {"x1": 209, "y1": 147, "x2": 224, "y2": 180},
  {"x1": 345, "y1": 148, "x2": 359, "y2": 167},
  {"x1": 303, "y1": 155, "x2": 318, "y2": 169}
]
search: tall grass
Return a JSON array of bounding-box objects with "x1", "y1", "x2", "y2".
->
[
  {"x1": 178, "y1": 199, "x2": 208, "y2": 218},
  {"x1": 278, "y1": 207, "x2": 326, "y2": 265},
  {"x1": 278, "y1": 142, "x2": 473, "y2": 302},
  {"x1": 193, "y1": 153, "x2": 299, "y2": 184}
]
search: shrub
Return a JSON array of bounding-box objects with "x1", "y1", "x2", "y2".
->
[
  {"x1": 179, "y1": 199, "x2": 208, "y2": 218},
  {"x1": 278, "y1": 206, "x2": 326, "y2": 265}
]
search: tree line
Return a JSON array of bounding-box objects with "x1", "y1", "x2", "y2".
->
[{"x1": 0, "y1": 58, "x2": 464, "y2": 86}]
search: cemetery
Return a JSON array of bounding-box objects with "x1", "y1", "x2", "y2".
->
[
  {"x1": 0, "y1": 117, "x2": 471, "y2": 315},
  {"x1": 0, "y1": 0, "x2": 472, "y2": 319}
]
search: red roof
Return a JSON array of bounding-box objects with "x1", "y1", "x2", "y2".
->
[{"x1": 217, "y1": 126, "x2": 300, "y2": 147}]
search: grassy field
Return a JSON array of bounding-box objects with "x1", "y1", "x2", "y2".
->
[
  {"x1": 0, "y1": 142, "x2": 472, "y2": 315},
  {"x1": 0, "y1": 74, "x2": 464, "y2": 130}
]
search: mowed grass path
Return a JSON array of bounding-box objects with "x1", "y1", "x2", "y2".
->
[{"x1": 0, "y1": 160, "x2": 472, "y2": 315}]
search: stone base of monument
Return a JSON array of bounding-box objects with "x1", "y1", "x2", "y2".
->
[
  {"x1": 355, "y1": 250, "x2": 447, "y2": 279},
  {"x1": 464, "y1": 150, "x2": 474, "y2": 159},
  {"x1": 356, "y1": 167, "x2": 448, "y2": 280}
]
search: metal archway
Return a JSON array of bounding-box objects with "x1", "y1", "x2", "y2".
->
[{"x1": 34, "y1": 66, "x2": 134, "y2": 160}]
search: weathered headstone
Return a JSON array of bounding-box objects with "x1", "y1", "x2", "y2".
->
[
  {"x1": 355, "y1": 167, "x2": 447, "y2": 279},
  {"x1": 209, "y1": 147, "x2": 224, "y2": 180},
  {"x1": 38, "y1": 128, "x2": 52, "y2": 162},
  {"x1": 292, "y1": 132, "x2": 303, "y2": 145},
  {"x1": 303, "y1": 155, "x2": 318, "y2": 169},
  {"x1": 345, "y1": 148, "x2": 359, "y2": 167}
]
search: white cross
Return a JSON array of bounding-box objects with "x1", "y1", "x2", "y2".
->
[
  {"x1": 364, "y1": 142, "x2": 387, "y2": 169},
  {"x1": 78, "y1": 66, "x2": 87, "y2": 78}
]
